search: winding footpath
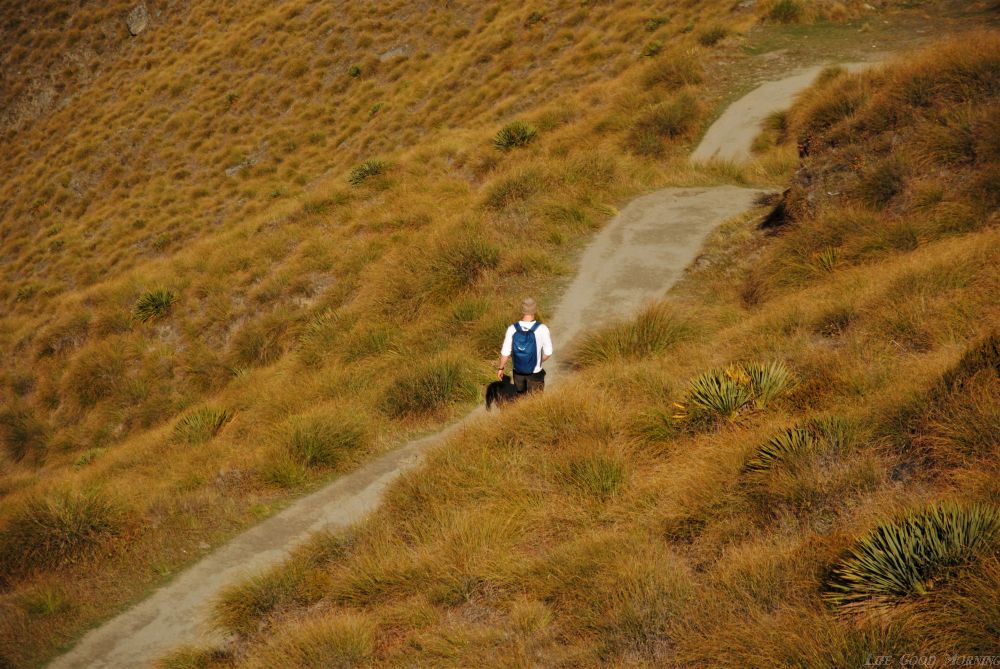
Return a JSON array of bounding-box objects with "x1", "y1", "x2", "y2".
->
[{"x1": 47, "y1": 61, "x2": 878, "y2": 669}]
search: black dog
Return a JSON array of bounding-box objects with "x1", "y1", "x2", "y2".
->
[{"x1": 486, "y1": 375, "x2": 518, "y2": 410}]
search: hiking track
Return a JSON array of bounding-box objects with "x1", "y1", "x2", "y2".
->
[{"x1": 47, "y1": 61, "x2": 878, "y2": 669}]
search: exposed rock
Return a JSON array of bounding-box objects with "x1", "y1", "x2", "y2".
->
[
  {"x1": 379, "y1": 44, "x2": 412, "y2": 61},
  {"x1": 126, "y1": 4, "x2": 149, "y2": 36}
]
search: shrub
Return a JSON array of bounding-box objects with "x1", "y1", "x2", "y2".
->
[
  {"x1": 0, "y1": 403, "x2": 48, "y2": 462},
  {"x1": 0, "y1": 489, "x2": 124, "y2": 574},
  {"x1": 493, "y1": 121, "x2": 538, "y2": 151},
  {"x1": 133, "y1": 289, "x2": 176, "y2": 323},
  {"x1": 572, "y1": 303, "x2": 691, "y2": 367},
  {"x1": 644, "y1": 17, "x2": 669, "y2": 32},
  {"x1": 768, "y1": 0, "x2": 802, "y2": 23},
  {"x1": 697, "y1": 26, "x2": 728, "y2": 47},
  {"x1": 173, "y1": 406, "x2": 233, "y2": 445},
  {"x1": 287, "y1": 409, "x2": 370, "y2": 468},
  {"x1": 382, "y1": 353, "x2": 479, "y2": 418},
  {"x1": 627, "y1": 93, "x2": 700, "y2": 156},
  {"x1": 348, "y1": 159, "x2": 386, "y2": 186},
  {"x1": 483, "y1": 170, "x2": 544, "y2": 210},
  {"x1": 347, "y1": 64, "x2": 361, "y2": 78},
  {"x1": 642, "y1": 41, "x2": 663, "y2": 57},
  {"x1": 824, "y1": 502, "x2": 1000, "y2": 612},
  {"x1": 641, "y1": 54, "x2": 703, "y2": 90}
]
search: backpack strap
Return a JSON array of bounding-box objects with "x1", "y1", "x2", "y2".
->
[{"x1": 529, "y1": 322, "x2": 541, "y2": 333}]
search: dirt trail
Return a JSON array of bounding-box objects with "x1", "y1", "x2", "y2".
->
[
  {"x1": 47, "y1": 63, "x2": 852, "y2": 669},
  {"x1": 691, "y1": 61, "x2": 878, "y2": 163}
]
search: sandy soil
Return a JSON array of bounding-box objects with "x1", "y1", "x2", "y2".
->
[{"x1": 46, "y1": 62, "x2": 851, "y2": 669}]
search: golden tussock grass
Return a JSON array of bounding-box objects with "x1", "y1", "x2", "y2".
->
[
  {"x1": 0, "y1": 1, "x2": 993, "y2": 666},
  {"x1": 178, "y1": 32, "x2": 1000, "y2": 667}
]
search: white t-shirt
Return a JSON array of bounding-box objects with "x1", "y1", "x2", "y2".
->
[{"x1": 501, "y1": 320, "x2": 553, "y2": 374}]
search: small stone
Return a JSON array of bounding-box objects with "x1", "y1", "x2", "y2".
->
[{"x1": 126, "y1": 4, "x2": 148, "y2": 36}]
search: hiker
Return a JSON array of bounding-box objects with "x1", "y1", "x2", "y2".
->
[{"x1": 496, "y1": 297, "x2": 553, "y2": 394}]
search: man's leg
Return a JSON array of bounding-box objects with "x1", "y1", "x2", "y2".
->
[
  {"x1": 512, "y1": 373, "x2": 529, "y2": 394},
  {"x1": 525, "y1": 371, "x2": 545, "y2": 393}
]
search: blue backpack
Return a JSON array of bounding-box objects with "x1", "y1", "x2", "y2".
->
[{"x1": 512, "y1": 322, "x2": 541, "y2": 374}]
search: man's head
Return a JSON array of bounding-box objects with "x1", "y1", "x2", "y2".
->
[{"x1": 520, "y1": 297, "x2": 537, "y2": 319}]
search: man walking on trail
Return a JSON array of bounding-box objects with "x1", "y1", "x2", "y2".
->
[{"x1": 497, "y1": 298, "x2": 553, "y2": 394}]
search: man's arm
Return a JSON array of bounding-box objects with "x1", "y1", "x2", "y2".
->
[
  {"x1": 496, "y1": 354, "x2": 510, "y2": 380},
  {"x1": 540, "y1": 325, "x2": 554, "y2": 364},
  {"x1": 497, "y1": 326, "x2": 514, "y2": 380}
]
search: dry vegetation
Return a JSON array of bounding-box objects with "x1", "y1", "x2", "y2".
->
[
  {"x1": 154, "y1": 33, "x2": 1000, "y2": 668},
  {"x1": 0, "y1": 0, "x2": 993, "y2": 666}
]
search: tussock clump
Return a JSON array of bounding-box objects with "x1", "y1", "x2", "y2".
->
[
  {"x1": 824, "y1": 502, "x2": 1000, "y2": 612},
  {"x1": 173, "y1": 406, "x2": 233, "y2": 445},
  {"x1": 483, "y1": 170, "x2": 544, "y2": 210},
  {"x1": 348, "y1": 159, "x2": 386, "y2": 186},
  {"x1": 60, "y1": 341, "x2": 126, "y2": 407},
  {"x1": 287, "y1": 409, "x2": 370, "y2": 468},
  {"x1": 228, "y1": 313, "x2": 292, "y2": 368},
  {"x1": 430, "y1": 236, "x2": 500, "y2": 291},
  {"x1": 768, "y1": 0, "x2": 803, "y2": 23},
  {"x1": 493, "y1": 120, "x2": 538, "y2": 151},
  {"x1": 382, "y1": 352, "x2": 479, "y2": 418},
  {"x1": 0, "y1": 489, "x2": 125, "y2": 575},
  {"x1": 133, "y1": 289, "x2": 176, "y2": 323},
  {"x1": 155, "y1": 646, "x2": 232, "y2": 669},
  {"x1": 697, "y1": 26, "x2": 728, "y2": 47},
  {"x1": 0, "y1": 403, "x2": 48, "y2": 462},
  {"x1": 562, "y1": 449, "x2": 629, "y2": 500},
  {"x1": 627, "y1": 93, "x2": 701, "y2": 156},
  {"x1": 640, "y1": 52, "x2": 703, "y2": 90},
  {"x1": 571, "y1": 303, "x2": 691, "y2": 367},
  {"x1": 243, "y1": 611, "x2": 376, "y2": 669}
]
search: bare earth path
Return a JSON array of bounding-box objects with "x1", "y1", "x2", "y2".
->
[
  {"x1": 48, "y1": 63, "x2": 860, "y2": 669},
  {"x1": 691, "y1": 61, "x2": 877, "y2": 163}
]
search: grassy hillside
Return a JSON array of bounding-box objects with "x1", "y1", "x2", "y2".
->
[
  {"x1": 0, "y1": 0, "x2": 992, "y2": 666},
  {"x1": 159, "y1": 35, "x2": 1000, "y2": 668}
]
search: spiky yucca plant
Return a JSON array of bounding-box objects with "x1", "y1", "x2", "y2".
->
[
  {"x1": 685, "y1": 368, "x2": 754, "y2": 420},
  {"x1": 676, "y1": 360, "x2": 793, "y2": 422},
  {"x1": 348, "y1": 159, "x2": 386, "y2": 186},
  {"x1": 494, "y1": 120, "x2": 538, "y2": 151},
  {"x1": 744, "y1": 415, "x2": 855, "y2": 473},
  {"x1": 744, "y1": 425, "x2": 815, "y2": 472},
  {"x1": 173, "y1": 406, "x2": 234, "y2": 445},
  {"x1": 133, "y1": 289, "x2": 176, "y2": 323},
  {"x1": 742, "y1": 360, "x2": 793, "y2": 407},
  {"x1": 824, "y1": 502, "x2": 1000, "y2": 612}
]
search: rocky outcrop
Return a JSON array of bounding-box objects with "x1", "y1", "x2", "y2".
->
[{"x1": 126, "y1": 4, "x2": 148, "y2": 36}]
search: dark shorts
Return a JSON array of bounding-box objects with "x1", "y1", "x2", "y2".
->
[{"x1": 513, "y1": 369, "x2": 546, "y2": 394}]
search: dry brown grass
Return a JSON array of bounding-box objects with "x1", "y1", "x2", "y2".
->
[
  {"x1": 0, "y1": 1, "x2": 989, "y2": 667},
  {"x1": 168, "y1": 34, "x2": 1000, "y2": 668}
]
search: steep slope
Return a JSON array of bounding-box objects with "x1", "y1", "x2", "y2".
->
[
  {"x1": 166, "y1": 34, "x2": 1000, "y2": 668},
  {"x1": 0, "y1": 1, "x2": 992, "y2": 666}
]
